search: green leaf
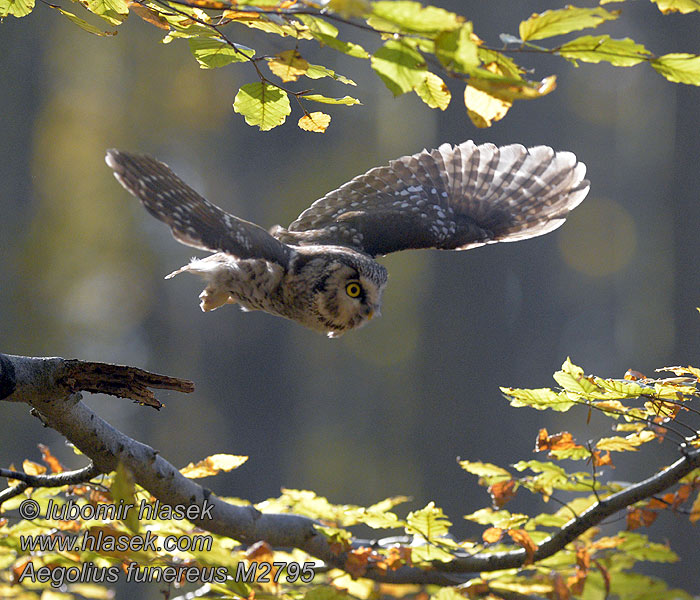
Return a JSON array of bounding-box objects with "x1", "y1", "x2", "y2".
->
[
  {"x1": 519, "y1": 6, "x2": 620, "y2": 42},
  {"x1": 367, "y1": 1, "x2": 464, "y2": 36},
  {"x1": 233, "y1": 82, "x2": 291, "y2": 131},
  {"x1": 458, "y1": 460, "x2": 511, "y2": 481},
  {"x1": 84, "y1": 0, "x2": 128, "y2": 25},
  {"x1": 651, "y1": 53, "x2": 700, "y2": 85},
  {"x1": 650, "y1": 0, "x2": 700, "y2": 13},
  {"x1": 477, "y1": 47, "x2": 523, "y2": 79},
  {"x1": 501, "y1": 386, "x2": 575, "y2": 411},
  {"x1": 559, "y1": 35, "x2": 651, "y2": 66},
  {"x1": 464, "y1": 508, "x2": 529, "y2": 529},
  {"x1": 414, "y1": 72, "x2": 451, "y2": 110},
  {"x1": 618, "y1": 532, "x2": 679, "y2": 562},
  {"x1": 371, "y1": 40, "x2": 428, "y2": 96},
  {"x1": 553, "y1": 357, "x2": 599, "y2": 395},
  {"x1": 111, "y1": 462, "x2": 140, "y2": 534},
  {"x1": 434, "y1": 24, "x2": 479, "y2": 73},
  {"x1": 305, "y1": 64, "x2": 357, "y2": 86},
  {"x1": 0, "y1": 0, "x2": 34, "y2": 17},
  {"x1": 405, "y1": 502, "x2": 451, "y2": 541},
  {"x1": 189, "y1": 37, "x2": 253, "y2": 69},
  {"x1": 51, "y1": 5, "x2": 117, "y2": 35},
  {"x1": 313, "y1": 33, "x2": 369, "y2": 58},
  {"x1": 302, "y1": 94, "x2": 361, "y2": 106}
]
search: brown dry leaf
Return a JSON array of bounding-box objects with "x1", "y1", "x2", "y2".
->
[
  {"x1": 568, "y1": 567, "x2": 587, "y2": 596},
  {"x1": 488, "y1": 478, "x2": 517, "y2": 508},
  {"x1": 626, "y1": 507, "x2": 657, "y2": 530},
  {"x1": 22, "y1": 459, "x2": 46, "y2": 476},
  {"x1": 381, "y1": 546, "x2": 411, "y2": 570},
  {"x1": 269, "y1": 49, "x2": 309, "y2": 82},
  {"x1": 482, "y1": 527, "x2": 503, "y2": 544},
  {"x1": 56, "y1": 520, "x2": 82, "y2": 532},
  {"x1": 624, "y1": 369, "x2": 647, "y2": 381},
  {"x1": 551, "y1": 572, "x2": 571, "y2": 600},
  {"x1": 576, "y1": 546, "x2": 590, "y2": 572},
  {"x1": 508, "y1": 529, "x2": 537, "y2": 564},
  {"x1": 345, "y1": 547, "x2": 373, "y2": 578},
  {"x1": 298, "y1": 112, "x2": 331, "y2": 133},
  {"x1": 246, "y1": 540, "x2": 274, "y2": 562},
  {"x1": 592, "y1": 449, "x2": 614, "y2": 467},
  {"x1": 535, "y1": 429, "x2": 580, "y2": 453},
  {"x1": 180, "y1": 453, "x2": 248, "y2": 478},
  {"x1": 0, "y1": 518, "x2": 7, "y2": 528},
  {"x1": 38, "y1": 444, "x2": 64, "y2": 474},
  {"x1": 127, "y1": 1, "x2": 169, "y2": 29}
]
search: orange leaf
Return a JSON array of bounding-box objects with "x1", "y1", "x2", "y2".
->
[
  {"x1": 626, "y1": 507, "x2": 657, "y2": 530},
  {"x1": 508, "y1": 529, "x2": 537, "y2": 565},
  {"x1": 592, "y1": 450, "x2": 613, "y2": 467},
  {"x1": 576, "y1": 546, "x2": 590, "y2": 572},
  {"x1": 38, "y1": 443, "x2": 64, "y2": 474},
  {"x1": 11, "y1": 559, "x2": 32, "y2": 584},
  {"x1": 535, "y1": 429, "x2": 580, "y2": 453},
  {"x1": 624, "y1": 369, "x2": 647, "y2": 381},
  {"x1": 488, "y1": 479, "x2": 517, "y2": 508},
  {"x1": 567, "y1": 567, "x2": 587, "y2": 595},
  {"x1": 482, "y1": 527, "x2": 503, "y2": 544},
  {"x1": 223, "y1": 10, "x2": 261, "y2": 19}
]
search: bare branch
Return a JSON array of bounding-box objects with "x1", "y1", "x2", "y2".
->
[{"x1": 0, "y1": 463, "x2": 102, "y2": 504}]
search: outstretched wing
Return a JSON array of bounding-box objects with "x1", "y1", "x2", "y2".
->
[
  {"x1": 105, "y1": 150, "x2": 293, "y2": 267},
  {"x1": 274, "y1": 141, "x2": 589, "y2": 257}
]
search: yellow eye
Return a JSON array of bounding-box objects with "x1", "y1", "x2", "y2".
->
[{"x1": 345, "y1": 281, "x2": 362, "y2": 298}]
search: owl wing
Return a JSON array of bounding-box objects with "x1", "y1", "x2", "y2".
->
[
  {"x1": 105, "y1": 150, "x2": 293, "y2": 267},
  {"x1": 274, "y1": 141, "x2": 589, "y2": 257}
]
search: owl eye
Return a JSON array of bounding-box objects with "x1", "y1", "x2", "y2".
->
[{"x1": 345, "y1": 281, "x2": 362, "y2": 298}]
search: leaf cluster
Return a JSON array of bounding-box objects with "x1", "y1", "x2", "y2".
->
[
  {"x1": 2, "y1": 360, "x2": 699, "y2": 598},
  {"x1": 4, "y1": 0, "x2": 700, "y2": 131}
]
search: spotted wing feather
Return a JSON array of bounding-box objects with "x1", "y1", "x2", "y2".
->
[
  {"x1": 105, "y1": 150, "x2": 292, "y2": 267},
  {"x1": 275, "y1": 141, "x2": 589, "y2": 257}
]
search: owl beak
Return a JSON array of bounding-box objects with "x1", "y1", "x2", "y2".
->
[{"x1": 366, "y1": 308, "x2": 374, "y2": 321}]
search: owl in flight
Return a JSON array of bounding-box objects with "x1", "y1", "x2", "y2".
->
[{"x1": 105, "y1": 141, "x2": 589, "y2": 337}]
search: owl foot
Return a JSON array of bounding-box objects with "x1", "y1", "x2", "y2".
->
[{"x1": 198, "y1": 288, "x2": 232, "y2": 312}]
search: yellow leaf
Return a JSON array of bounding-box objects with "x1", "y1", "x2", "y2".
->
[
  {"x1": 464, "y1": 84, "x2": 511, "y2": 128},
  {"x1": 298, "y1": 112, "x2": 331, "y2": 133},
  {"x1": 328, "y1": 0, "x2": 370, "y2": 17},
  {"x1": 23, "y1": 459, "x2": 46, "y2": 476},
  {"x1": 268, "y1": 49, "x2": 309, "y2": 82},
  {"x1": 689, "y1": 490, "x2": 700, "y2": 523},
  {"x1": 180, "y1": 453, "x2": 248, "y2": 478}
]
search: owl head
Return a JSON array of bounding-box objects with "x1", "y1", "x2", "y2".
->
[{"x1": 301, "y1": 248, "x2": 387, "y2": 338}]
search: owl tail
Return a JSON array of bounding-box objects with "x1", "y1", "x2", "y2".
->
[{"x1": 164, "y1": 257, "x2": 234, "y2": 312}]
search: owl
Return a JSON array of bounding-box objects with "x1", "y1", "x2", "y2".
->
[{"x1": 105, "y1": 141, "x2": 589, "y2": 337}]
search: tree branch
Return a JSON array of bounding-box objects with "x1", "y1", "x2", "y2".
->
[
  {"x1": 0, "y1": 463, "x2": 102, "y2": 504},
  {"x1": 2, "y1": 352, "x2": 698, "y2": 586}
]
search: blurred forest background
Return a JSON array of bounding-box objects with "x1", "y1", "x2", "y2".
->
[{"x1": 1, "y1": 0, "x2": 699, "y2": 596}]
